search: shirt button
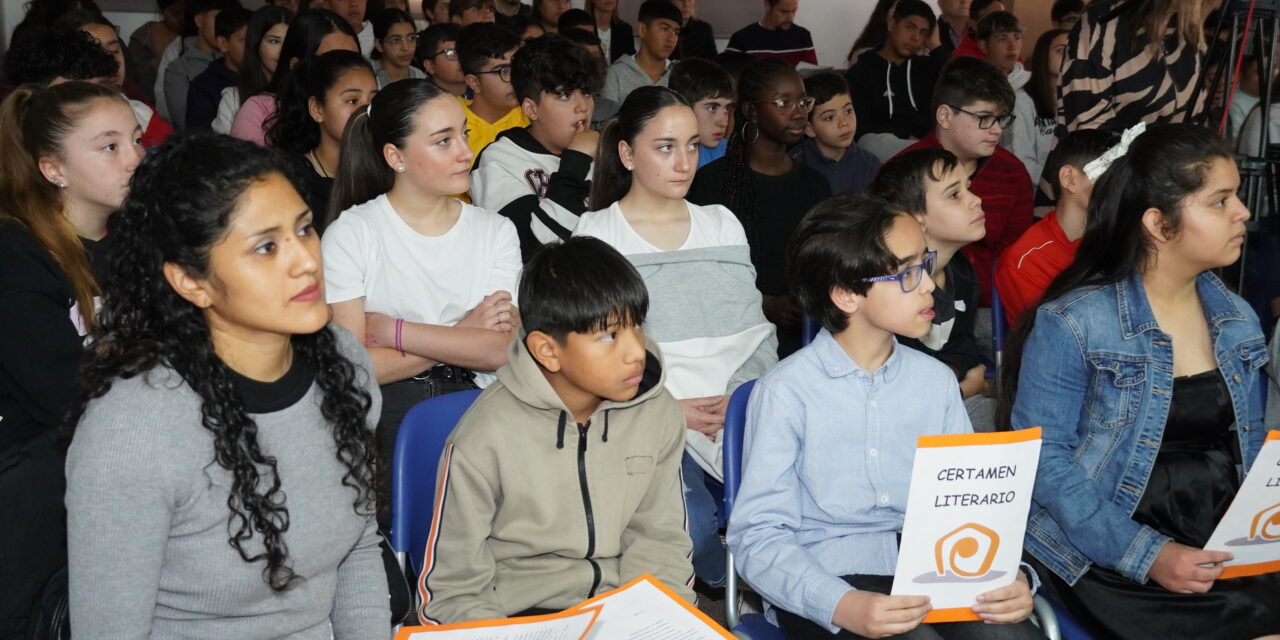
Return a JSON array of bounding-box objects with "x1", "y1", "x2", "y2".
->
[
  {"x1": 870, "y1": 400, "x2": 878, "y2": 408},
  {"x1": 869, "y1": 448, "x2": 878, "y2": 456},
  {"x1": 880, "y1": 494, "x2": 889, "y2": 504},
  {"x1": 1234, "y1": 374, "x2": 1242, "y2": 383}
]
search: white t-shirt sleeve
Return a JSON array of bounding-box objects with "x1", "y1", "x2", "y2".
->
[
  {"x1": 321, "y1": 212, "x2": 371, "y2": 304},
  {"x1": 706, "y1": 204, "x2": 748, "y2": 246},
  {"x1": 212, "y1": 87, "x2": 239, "y2": 135},
  {"x1": 485, "y1": 213, "x2": 522, "y2": 304}
]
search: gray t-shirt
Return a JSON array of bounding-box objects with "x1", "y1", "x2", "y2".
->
[{"x1": 66, "y1": 326, "x2": 390, "y2": 639}]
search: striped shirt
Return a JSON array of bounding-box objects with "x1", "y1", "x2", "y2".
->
[{"x1": 725, "y1": 22, "x2": 818, "y2": 67}]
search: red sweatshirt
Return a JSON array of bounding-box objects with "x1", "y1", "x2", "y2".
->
[{"x1": 900, "y1": 130, "x2": 1034, "y2": 307}]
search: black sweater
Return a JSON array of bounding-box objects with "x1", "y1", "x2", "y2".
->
[
  {"x1": 846, "y1": 50, "x2": 938, "y2": 142},
  {"x1": 898, "y1": 252, "x2": 982, "y2": 379},
  {"x1": 0, "y1": 221, "x2": 97, "y2": 452}
]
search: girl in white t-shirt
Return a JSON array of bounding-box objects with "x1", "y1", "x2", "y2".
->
[
  {"x1": 574, "y1": 86, "x2": 777, "y2": 588},
  {"x1": 322, "y1": 78, "x2": 521, "y2": 486}
]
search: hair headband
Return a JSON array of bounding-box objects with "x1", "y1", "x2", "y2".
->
[{"x1": 1082, "y1": 122, "x2": 1146, "y2": 182}]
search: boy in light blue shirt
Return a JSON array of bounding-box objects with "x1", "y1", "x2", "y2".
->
[{"x1": 726, "y1": 194, "x2": 1039, "y2": 639}]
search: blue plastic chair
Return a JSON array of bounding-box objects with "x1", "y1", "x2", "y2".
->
[
  {"x1": 801, "y1": 317, "x2": 820, "y2": 347},
  {"x1": 721, "y1": 380, "x2": 784, "y2": 639},
  {"x1": 390, "y1": 389, "x2": 483, "y2": 576},
  {"x1": 991, "y1": 268, "x2": 1008, "y2": 374}
]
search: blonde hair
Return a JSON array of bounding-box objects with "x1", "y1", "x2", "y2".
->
[{"x1": 1141, "y1": 0, "x2": 1204, "y2": 53}]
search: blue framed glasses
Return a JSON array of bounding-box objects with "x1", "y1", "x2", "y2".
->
[{"x1": 861, "y1": 250, "x2": 937, "y2": 293}]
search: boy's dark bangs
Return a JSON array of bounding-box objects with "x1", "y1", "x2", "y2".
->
[{"x1": 575, "y1": 281, "x2": 650, "y2": 336}]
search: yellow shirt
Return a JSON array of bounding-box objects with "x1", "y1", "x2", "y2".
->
[{"x1": 460, "y1": 96, "x2": 530, "y2": 164}]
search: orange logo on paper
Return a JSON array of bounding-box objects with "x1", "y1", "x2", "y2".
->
[
  {"x1": 934, "y1": 523, "x2": 1000, "y2": 577},
  {"x1": 1249, "y1": 503, "x2": 1280, "y2": 541}
]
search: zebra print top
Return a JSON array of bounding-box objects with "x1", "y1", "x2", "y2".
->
[{"x1": 1054, "y1": 0, "x2": 1205, "y2": 144}]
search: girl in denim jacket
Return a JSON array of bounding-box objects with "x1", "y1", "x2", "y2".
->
[{"x1": 999, "y1": 123, "x2": 1280, "y2": 640}]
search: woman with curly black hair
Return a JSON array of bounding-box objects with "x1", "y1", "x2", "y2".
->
[
  {"x1": 267, "y1": 50, "x2": 376, "y2": 227},
  {"x1": 687, "y1": 56, "x2": 831, "y2": 358},
  {"x1": 65, "y1": 133, "x2": 389, "y2": 637}
]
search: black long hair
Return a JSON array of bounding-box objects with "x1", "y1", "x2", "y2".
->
[
  {"x1": 589, "y1": 86, "x2": 690, "y2": 211},
  {"x1": 328, "y1": 78, "x2": 449, "y2": 223},
  {"x1": 1027, "y1": 29, "x2": 1066, "y2": 120},
  {"x1": 265, "y1": 9, "x2": 358, "y2": 95},
  {"x1": 266, "y1": 50, "x2": 373, "y2": 154},
  {"x1": 70, "y1": 132, "x2": 378, "y2": 591},
  {"x1": 237, "y1": 5, "x2": 294, "y2": 106},
  {"x1": 724, "y1": 56, "x2": 797, "y2": 269},
  {"x1": 370, "y1": 7, "x2": 415, "y2": 61},
  {"x1": 994, "y1": 123, "x2": 1234, "y2": 429}
]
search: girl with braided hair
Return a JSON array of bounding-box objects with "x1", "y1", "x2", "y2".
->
[
  {"x1": 65, "y1": 133, "x2": 390, "y2": 637},
  {"x1": 688, "y1": 56, "x2": 831, "y2": 357}
]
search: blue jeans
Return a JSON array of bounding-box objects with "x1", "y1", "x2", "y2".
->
[{"x1": 681, "y1": 452, "x2": 726, "y2": 587}]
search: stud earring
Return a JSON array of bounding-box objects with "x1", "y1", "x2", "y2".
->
[
  {"x1": 58, "y1": 182, "x2": 66, "y2": 188},
  {"x1": 395, "y1": 165, "x2": 406, "y2": 173}
]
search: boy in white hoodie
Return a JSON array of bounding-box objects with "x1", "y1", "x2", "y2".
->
[{"x1": 978, "y1": 11, "x2": 1047, "y2": 187}]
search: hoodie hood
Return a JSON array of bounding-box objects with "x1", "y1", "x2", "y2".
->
[
  {"x1": 497, "y1": 329, "x2": 669, "y2": 444},
  {"x1": 1008, "y1": 62, "x2": 1030, "y2": 92}
]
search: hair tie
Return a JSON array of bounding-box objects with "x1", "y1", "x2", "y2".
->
[{"x1": 1082, "y1": 122, "x2": 1147, "y2": 182}]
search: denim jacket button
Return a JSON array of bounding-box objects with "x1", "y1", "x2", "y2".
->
[{"x1": 1234, "y1": 373, "x2": 1242, "y2": 383}]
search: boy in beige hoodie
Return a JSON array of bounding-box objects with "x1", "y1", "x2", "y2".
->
[{"x1": 417, "y1": 237, "x2": 695, "y2": 624}]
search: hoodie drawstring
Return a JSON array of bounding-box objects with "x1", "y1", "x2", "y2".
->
[
  {"x1": 885, "y1": 59, "x2": 918, "y2": 119},
  {"x1": 556, "y1": 410, "x2": 567, "y2": 449},
  {"x1": 601, "y1": 410, "x2": 610, "y2": 443},
  {"x1": 884, "y1": 63, "x2": 894, "y2": 119},
  {"x1": 906, "y1": 58, "x2": 917, "y2": 111}
]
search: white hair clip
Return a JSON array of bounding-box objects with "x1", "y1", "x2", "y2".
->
[{"x1": 1082, "y1": 122, "x2": 1147, "y2": 182}]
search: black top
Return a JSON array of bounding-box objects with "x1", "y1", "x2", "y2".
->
[
  {"x1": 284, "y1": 153, "x2": 335, "y2": 233},
  {"x1": 898, "y1": 252, "x2": 981, "y2": 378},
  {"x1": 687, "y1": 156, "x2": 832, "y2": 297},
  {"x1": 1041, "y1": 370, "x2": 1280, "y2": 639},
  {"x1": 493, "y1": 3, "x2": 532, "y2": 30},
  {"x1": 846, "y1": 50, "x2": 938, "y2": 141},
  {"x1": 0, "y1": 221, "x2": 99, "y2": 452},
  {"x1": 227, "y1": 348, "x2": 317, "y2": 414},
  {"x1": 673, "y1": 18, "x2": 717, "y2": 61},
  {"x1": 600, "y1": 20, "x2": 636, "y2": 64},
  {"x1": 186, "y1": 57, "x2": 237, "y2": 131}
]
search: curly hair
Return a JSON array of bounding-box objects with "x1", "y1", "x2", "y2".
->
[
  {"x1": 69, "y1": 132, "x2": 378, "y2": 591},
  {"x1": 2, "y1": 27, "x2": 118, "y2": 86},
  {"x1": 510, "y1": 33, "x2": 604, "y2": 104},
  {"x1": 266, "y1": 50, "x2": 373, "y2": 154}
]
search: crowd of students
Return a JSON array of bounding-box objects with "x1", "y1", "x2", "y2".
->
[{"x1": 1, "y1": 0, "x2": 1279, "y2": 638}]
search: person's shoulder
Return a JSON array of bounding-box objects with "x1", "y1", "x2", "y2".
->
[
  {"x1": 460, "y1": 201, "x2": 517, "y2": 233},
  {"x1": 78, "y1": 366, "x2": 203, "y2": 440},
  {"x1": 999, "y1": 216, "x2": 1057, "y2": 268},
  {"x1": 447, "y1": 383, "x2": 532, "y2": 447},
  {"x1": 893, "y1": 341, "x2": 959, "y2": 382},
  {"x1": 573, "y1": 206, "x2": 619, "y2": 237},
  {"x1": 327, "y1": 196, "x2": 384, "y2": 231},
  {"x1": 474, "y1": 130, "x2": 527, "y2": 167},
  {"x1": 0, "y1": 220, "x2": 64, "y2": 291}
]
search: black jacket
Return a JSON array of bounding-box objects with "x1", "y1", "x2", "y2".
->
[{"x1": 846, "y1": 50, "x2": 938, "y2": 141}]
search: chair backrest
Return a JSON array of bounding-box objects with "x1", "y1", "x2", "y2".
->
[
  {"x1": 722, "y1": 379, "x2": 757, "y2": 519},
  {"x1": 991, "y1": 267, "x2": 1008, "y2": 371},
  {"x1": 801, "y1": 317, "x2": 820, "y2": 347},
  {"x1": 390, "y1": 388, "x2": 483, "y2": 574}
]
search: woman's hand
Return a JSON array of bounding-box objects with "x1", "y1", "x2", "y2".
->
[
  {"x1": 679, "y1": 395, "x2": 728, "y2": 439},
  {"x1": 458, "y1": 291, "x2": 516, "y2": 332},
  {"x1": 1148, "y1": 541, "x2": 1232, "y2": 594},
  {"x1": 972, "y1": 570, "x2": 1033, "y2": 623}
]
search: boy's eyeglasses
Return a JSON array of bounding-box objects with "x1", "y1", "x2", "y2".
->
[
  {"x1": 948, "y1": 105, "x2": 1015, "y2": 130},
  {"x1": 384, "y1": 33, "x2": 420, "y2": 46},
  {"x1": 430, "y1": 47, "x2": 458, "y2": 60},
  {"x1": 862, "y1": 250, "x2": 938, "y2": 293},
  {"x1": 474, "y1": 65, "x2": 512, "y2": 82},
  {"x1": 762, "y1": 96, "x2": 816, "y2": 113}
]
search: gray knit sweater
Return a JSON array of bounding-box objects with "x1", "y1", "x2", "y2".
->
[{"x1": 66, "y1": 326, "x2": 391, "y2": 639}]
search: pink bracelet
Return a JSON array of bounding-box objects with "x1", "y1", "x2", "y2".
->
[{"x1": 394, "y1": 318, "x2": 405, "y2": 357}]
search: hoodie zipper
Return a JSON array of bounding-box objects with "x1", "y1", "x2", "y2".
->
[{"x1": 576, "y1": 421, "x2": 601, "y2": 597}]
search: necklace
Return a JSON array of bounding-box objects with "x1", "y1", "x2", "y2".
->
[{"x1": 309, "y1": 149, "x2": 331, "y2": 178}]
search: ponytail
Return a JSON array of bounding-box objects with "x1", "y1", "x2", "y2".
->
[
  {"x1": 588, "y1": 86, "x2": 689, "y2": 211},
  {"x1": 328, "y1": 78, "x2": 448, "y2": 225},
  {"x1": 589, "y1": 119, "x2": 630, "y2": 211},
  {"x1": 0, "y1": 82, "x2": 123, "y2": 331}
]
